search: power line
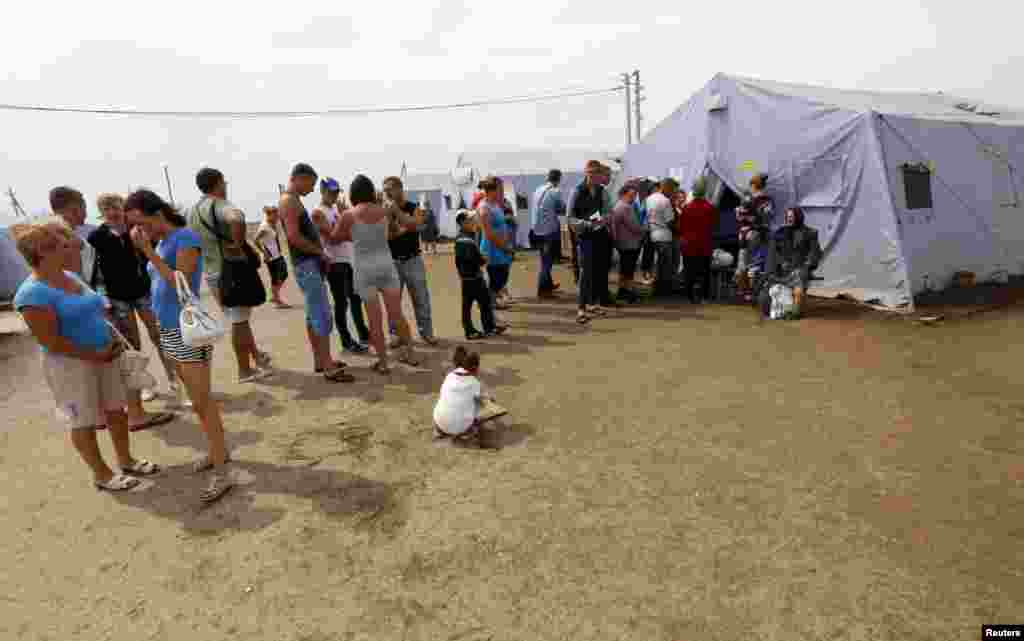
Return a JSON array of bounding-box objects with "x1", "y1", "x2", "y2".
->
[{"x1": 0, "y1": 86, "x2": 624, "y2": 119}]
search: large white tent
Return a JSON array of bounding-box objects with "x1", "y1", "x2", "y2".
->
[{"x1": 624, "y1": 73, "x2": 1024, "y2": 308}]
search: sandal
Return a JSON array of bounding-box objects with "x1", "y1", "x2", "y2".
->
[
  {"x1": 324, "y1": 367, "x2": 355, "y2": 383},
  {"x1": 397, "y1": 353, "x2": 421, "y2": 367},
  {"x1": 120, "y1": 459, "x2": 162, "y2": 477},
  {"x1": 192, "y1": 454, "x2": 233, "y2": 475},
  {"x1": 200, "y1": 472, "x2": 234, "y2": 504},
  {"x1": 371, "y1": 360, "x2": 391, "y2": 375},
  {"x1": 95, "y1": 474, "x2": 141, "y2": 492},
  {"x1": 314, "y1": 361, "x2": 348, "y2": 373},
  {"x1": 128, "y1": 411, "x2": 176, "y2": 432}
]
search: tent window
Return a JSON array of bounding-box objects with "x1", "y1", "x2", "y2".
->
[{"x1": 902, "y1": 163, "x2": 933, "y2": 210}]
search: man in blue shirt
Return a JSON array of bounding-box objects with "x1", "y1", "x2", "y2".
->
[{"x1": 531, "y1": 169, "x2": 566, "y2": 298}]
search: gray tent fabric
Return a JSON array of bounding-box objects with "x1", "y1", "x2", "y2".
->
[
  {"x1": 0, "y1": 227, "x2": 30, "y2": 300},
  {"x1": 624, "y1": 73, "x2": 1024, "y2": 308}
]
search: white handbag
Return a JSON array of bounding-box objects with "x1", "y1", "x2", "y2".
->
[
  {"x1": 175, "y1": 270, "x2": 225, "y2": 347},
  {"x1": 106, "y1": 321, "x2": 157, "y2": 391}
]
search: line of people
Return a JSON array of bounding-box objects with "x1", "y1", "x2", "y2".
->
[{"x1": 9, "y1": 160, "x2": 824, "y2": 502}]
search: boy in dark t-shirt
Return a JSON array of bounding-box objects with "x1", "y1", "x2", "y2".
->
[{"x1": 454, "y1": 212, "x2": 506, "y2": 340}]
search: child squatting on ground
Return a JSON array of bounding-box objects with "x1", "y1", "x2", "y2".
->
[{"x1": 433, "y1": 347, "x2": 504, "y2": 446}]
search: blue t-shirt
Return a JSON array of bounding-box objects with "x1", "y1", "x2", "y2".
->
[
  {"x1": 149, "y1": 228, "x2": 203, "y2": 330},
  {"x1": 479, "y1": 202, "x2": 512, "y2": 266},
  {"x1": 13, "y1": 271, "x2": 112, "y2": 351}
]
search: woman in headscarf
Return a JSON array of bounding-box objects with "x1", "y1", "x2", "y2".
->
[{"x1": 759, "y1": 207, "x2": 822, "y2": 318}]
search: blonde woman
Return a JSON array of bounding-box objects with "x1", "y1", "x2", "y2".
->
[{"x1": 11, "y1": 219, "x2": 161, "y2": 491}]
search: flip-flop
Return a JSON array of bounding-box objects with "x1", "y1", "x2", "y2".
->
[
  {"x1": 120, "y1": 459, "x2": 162, "y2": 477},
  {"x1": 95, "y1": 474, "x2": 140, "y2": 492},
  {"x1": 128, "y1": 411, "x2": 175, "y2": 432}
]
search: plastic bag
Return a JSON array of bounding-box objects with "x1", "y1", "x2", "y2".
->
[
  {"x1": 712, "y1": 249, "x2": 734, "y2": 269},
  {"x1": 769, "y1": 284, "x2": 795, "y2": 320}
]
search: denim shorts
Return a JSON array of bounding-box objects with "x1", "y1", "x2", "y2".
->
[
  {"x1": 294, "y1": 259, "x2": 334, "y2": 338},
  {"x1": 108, "y1": 295, "x2": 153, "y2": 322}
]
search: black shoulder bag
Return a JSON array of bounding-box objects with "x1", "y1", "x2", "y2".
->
[{"x1": 202, "y1": 200, "x2": 267, "y2": 309}]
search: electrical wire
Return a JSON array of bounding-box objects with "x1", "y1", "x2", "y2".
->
[{"x1": 0, "y1": 86, "x2": 624, "y2": 119}]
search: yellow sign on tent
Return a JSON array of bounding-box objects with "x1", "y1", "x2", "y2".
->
[{"x1": 738, "y1": 160, "x2": 757, "y2": 173}]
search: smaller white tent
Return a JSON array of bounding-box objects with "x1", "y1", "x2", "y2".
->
[
  {"x1": 0, "y1": 227, "x2": 30, "y2": 300},
  {"x1": 403, "y1": 172, "x2": 457, "y2": 238},
  {"x1": 454, "y1": 149, "x2": 622, "y2": 245}
]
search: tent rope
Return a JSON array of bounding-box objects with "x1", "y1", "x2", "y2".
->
[{"x1": 959, "y1": 123, "x2": 1021, "y2": 208}]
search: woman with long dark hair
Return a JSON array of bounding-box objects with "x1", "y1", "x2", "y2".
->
[{"x1": 125, "y1": 189, "x2": 233, "y2": 503}]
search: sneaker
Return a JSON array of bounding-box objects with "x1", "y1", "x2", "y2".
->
[
  {"x1": 255, "y1": 351, "x2": 273, "y2": 370},
  {"x1": 466, "y1": 330, "x2": 486, "y2": 341},
  {"x1": 343, "y1": 342, "x2": 369, "y2": 354},
  {"x1": 484, "y1": 326, "x2": 507, "y2": 337},
  {"x1": 422, "y1": 336, "x2": 440, "y2": 347},
  {"x1": 239, "y1": 369, "x2": 272, "y2": 384},
  {"x1": 200, "y1": 468, "x2": 234, "y2": 504}
]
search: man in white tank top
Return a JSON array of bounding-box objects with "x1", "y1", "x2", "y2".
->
[{"x1": 311, "y1": 178, "x2": 370, "y2": 353}]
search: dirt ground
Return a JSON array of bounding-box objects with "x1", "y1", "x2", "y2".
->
[{"x1": 1, "y1": 250, "x2": 1022, "y2": 641}]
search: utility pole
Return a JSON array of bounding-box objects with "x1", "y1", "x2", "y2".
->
[
  {"x1": 6, "y1": 188, "x2": 28, "y2": 218},
  {"x1": 622, "y1": 72, "x2": 633, "y2": 147},
  {"x1": 632, "y1": 69, "x2": 644, "y2": 142}
]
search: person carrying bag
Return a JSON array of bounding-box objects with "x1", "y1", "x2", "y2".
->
[{"x1": 200, "y1": 200, "x2": 267, "y2": 309}]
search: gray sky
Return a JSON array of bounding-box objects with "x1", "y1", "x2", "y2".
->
[{"x1": 1, "y1": 0, "x2": 1021, "y2": 223}]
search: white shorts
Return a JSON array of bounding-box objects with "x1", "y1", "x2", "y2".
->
[
  {"x1": 206, "y1": 272, "x2": 253, "y2": 324},
  {"x1": 41, "y1": 351, "x2": 127, "y2": 430}
]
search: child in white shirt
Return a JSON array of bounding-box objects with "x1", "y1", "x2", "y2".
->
[{"x1": 433, "y1": 347, "x2": 487, "y2": 442}]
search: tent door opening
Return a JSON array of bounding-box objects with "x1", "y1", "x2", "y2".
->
[{"x1": 705, "y1": 170, "x2": 741, "y2": 257}]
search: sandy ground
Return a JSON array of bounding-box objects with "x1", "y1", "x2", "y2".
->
[{"x1": 1, "y1": 250, "x2": 1022, "y2": 641}]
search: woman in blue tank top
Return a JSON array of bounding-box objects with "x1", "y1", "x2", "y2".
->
[{"x1": 477, "y1": 177, "x2": 513, "y2": 313}]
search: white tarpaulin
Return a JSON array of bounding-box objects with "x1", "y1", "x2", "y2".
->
[
  {"x1": 0, "y1": 228, "x2": 29, "y2": 300},
  {"x1": 624, "y1": 73, "x2": 1024, "y2": 309}
]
